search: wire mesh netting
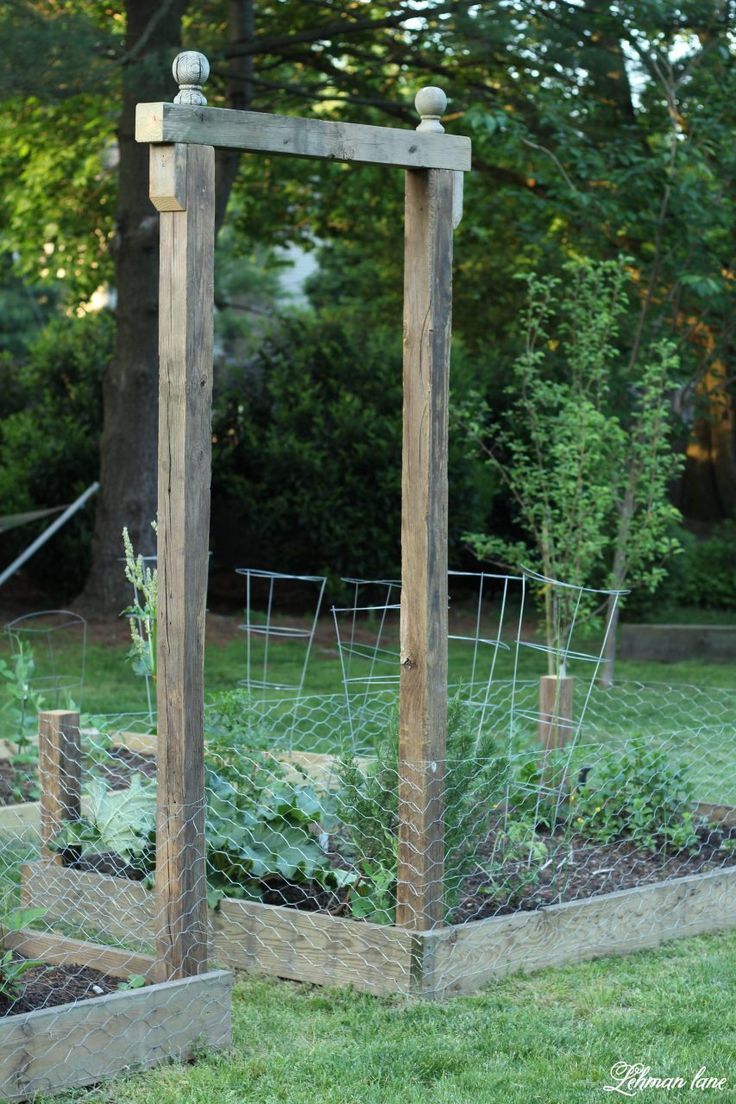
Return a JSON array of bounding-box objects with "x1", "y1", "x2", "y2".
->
[
  {"x1": 0, "y1": 712, "x2": 230, "y2": 1100},
  {"x1": 0, "y1": 570, "x2": 733, "y2": 1044}
]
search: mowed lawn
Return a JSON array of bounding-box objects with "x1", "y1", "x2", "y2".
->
[
  {"x1": 2, "y1": 614, "x2": 735, "y2": 1103},
  {"x1": 44, "y1": 931, "x2": 736, "y2": 1103}
]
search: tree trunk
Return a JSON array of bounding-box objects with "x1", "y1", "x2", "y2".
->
[
  {"x1": 598, "y1": 482, "x2": 634, "y2": 687},
  {"x1": 79, "y1": 0, "x2": 188, "y2": 615},
  {"x1": 598, "y1": 595, "x2": 620, "y2": 688},
  {"x1": 80, "y1": 1, "x2": 253, "y2": 616}
]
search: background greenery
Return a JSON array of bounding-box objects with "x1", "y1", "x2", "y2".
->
[{"x1": 1, "y1": 1, "x2": 736, "y2": 614}]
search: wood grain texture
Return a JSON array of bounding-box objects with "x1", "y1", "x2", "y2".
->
[
  {"x1": 0, "y1": 969, "x2": 231, "y2": 1102},
  {"x1": 422, "y1": 865, "x2": 736, "y2": 998},
  {"x1": 211, "y1": 897, "x2": 414, "y2": 996},
  {"x1": 136, "y1": 102, "x2": 471, "y2": 172},
  {"x1": 37, "y1": 711, "x2": 80, "y2": 864},
  {"x1": 397, "y1": 168, "x2": 454, "y2": 931},
  {"x1": 3, "y1": 929, "x2": 157, "y2": 981},
  {"x1": 538, "y1": 675, "x2": 574, "y2": 752},
  {"x1": 149, "y1": 143, "x2": 187, "y2": 211},
  {"x1": 21, "y1": 862, "x2": 154, "y2": 948},
  {"x1": 154, "y1": 142, "x2": 214, "y2": 981}
]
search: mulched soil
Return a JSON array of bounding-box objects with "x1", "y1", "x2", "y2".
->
[
  {"x1": 450, "y1": 819, "x2": 736, "y2": 924},
  {"x1": 0, "y1": 760, "x2": 38, "y2": 805},
  {"x1": 0, "y1": 958, "x2": 119, "y2": 1017},
  {"x1": 93, "y1": 746, "x2": 157, "y2": 791}
]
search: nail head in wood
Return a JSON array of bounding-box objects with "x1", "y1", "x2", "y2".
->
[
  {"x1": 415, "y1": 87, "x2": 448, "y2": 132},
  {"x1": 173, "y1": 50, "x2": 210, "y2": 106}
]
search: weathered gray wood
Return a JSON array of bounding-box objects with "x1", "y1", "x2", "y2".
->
[
  {"x1": 212, "y1": 897, "x2": 415, "y2": 996},
  {"x1": 21, "y1": 859, "x2": 736, "y2": 999},
  {"x1": 538, "y1": 675, "x2": 574, "y2": 752},
  {"x1": 21, "y1": 862, "x2": 154, "y2": 947},
  {"x1": 136, "y1": 102, "x2": 472, "y2": 172},
  {"x1": 4, "y1": 928, "x2": 157, "y2": 981},
  {"x1": 154, "y1": 141, "x2": 214, "y2": 981},
  {"x1": 421, "y1": 865, "x2": 736, "y2": 998},
  {"x1": 0, "y1": 801, "x2": 41, "y2": 835},
  {"x1": 0, "y1": 969, "x2": 231, "y2": 1102},
  {"x1": 37, "y1": 711, "x2": 80, "y2": 864},
  {"x1": 397, "y1": 168, "x2": 454, "y2": 932}
]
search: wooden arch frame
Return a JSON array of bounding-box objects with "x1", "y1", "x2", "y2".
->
[{"x1": 136, "y1": 61, "x2": 471, "y2": 980}]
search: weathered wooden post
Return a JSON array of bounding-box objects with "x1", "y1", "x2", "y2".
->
[
  {"x1": 396, "y1": 88, "x2": 457, "y2": 931},
  {"x1": 38, "y1": 709, "x2": 81, "y2": 864},
  {"x1": 538, "y1": 674, "x2": 575, "y2": 753},
  {"x1": 150, "y1": 51, "x2": 214, "y2": 982}
]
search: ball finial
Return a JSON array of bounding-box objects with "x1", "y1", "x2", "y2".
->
[
  {"x1": 172, "y1": 51, "x2": 210, "y2": 106},
  {"x1": 414, "y1": 86, "x2": 448, "y2": 132}
]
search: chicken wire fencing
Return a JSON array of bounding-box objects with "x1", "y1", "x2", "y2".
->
[
  {"x1": 0, "y1": 565, "x2": 733, "y2": 1020},
  {"x1": 0, "y1": 683, "x2": 731, "y2": 1013},
  {"x1": 0, "y1": 713, "x2": 230, "y2": 1101}
]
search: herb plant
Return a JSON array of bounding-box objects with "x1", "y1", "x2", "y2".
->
[{"x1": 336, "y1": 695, "x2": 508, "y2": 923}]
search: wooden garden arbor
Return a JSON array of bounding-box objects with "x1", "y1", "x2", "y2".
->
[{"x1": 136, "y1": 51, "x2": 471, "y2": 979}]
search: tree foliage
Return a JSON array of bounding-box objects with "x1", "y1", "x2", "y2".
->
[{"x1": 462, "y1": 259, "x2": 683, "y2": 667}]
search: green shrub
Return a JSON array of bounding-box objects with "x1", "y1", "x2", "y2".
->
[
  {"x1": 0, "y1": 311, "x2": 110, "y2": 596},
  {"x1": 630, "y1": 521, "x2": 736, "y2": 614},
  {"x1": 211, "y1": 311, "x2": 489, "y2": 581}
]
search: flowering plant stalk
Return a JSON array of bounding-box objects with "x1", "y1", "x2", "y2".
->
[{"x1": 122, "y1": 524, "x2": 157, "y2": 680}]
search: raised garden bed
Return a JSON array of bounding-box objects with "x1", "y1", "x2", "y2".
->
[
  {"x1": 0, "y1": 943, "x2": 231, "y2": 1102},
  {"x1": 21, "y1": 846, "x2": 736, "y2": 999}
]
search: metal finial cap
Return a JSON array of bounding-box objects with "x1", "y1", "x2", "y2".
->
[
  {"x1": 415, "y1": 86, "x2": 448, "y2": 132},
  {"x1": 172, "y1": 51, "x2": 210, "y2": 106}
]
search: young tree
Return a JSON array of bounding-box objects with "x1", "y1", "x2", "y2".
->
[{"x1": 462, "y1": 259, "x2": 682, "y2": 677}]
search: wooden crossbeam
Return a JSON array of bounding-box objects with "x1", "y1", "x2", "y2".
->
[{"x1": 136, "y1": 102, "x2": 471, "y2": 172}]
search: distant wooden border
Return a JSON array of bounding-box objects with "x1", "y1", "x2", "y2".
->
[
  {"x1": 21, "y1": 858, "x2": 736, "y2": 1000},
  {"x1": 0, "y1": 966, "x2": 231, "y2": 1102},
  {"x1": 136, "y1": 102, "x2": 472, "y2": 172}
]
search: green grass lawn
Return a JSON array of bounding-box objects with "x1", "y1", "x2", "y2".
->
[
  {"x1": 40, "y1": 930, "x2": 736, "y2": 1103},
  {"x1": 2, "y1": 611, "x2": 734, "y2": 719}
]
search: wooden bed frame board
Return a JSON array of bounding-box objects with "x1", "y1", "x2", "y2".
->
[
  {"x1": 20, "y1": 858, "x2": 736, "y2": 1000},
  {"x1": 0, "y1": 967, "x2": 231, "y2": 1102}
]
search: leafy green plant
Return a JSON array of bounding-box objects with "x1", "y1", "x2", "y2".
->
[
  {"x1": 481, "y1": 816, "x2": 549, "y2": 909},
  {"x1": 461, "y1": 259, "x2": 682, "y2": 676},
  {"x1": 0, "y1": 906, "x2": 48, "y2": 1002},
  {"x1": 205, "y1": 760, "x2": 348, "y2": 907},
  {"x1": 51, "y1": 773, "x2": 156, "y2": 875},
  {"x1": 336, "y1": 695, "x2": 508, "y2": 923},
  {"x1": 0, "y1": 640, "x2": 47, "y2": 800},
  {"x1": 0, "y1": 640, "x2": 45, "y2": 754},
  {"x1": 204, "y1": 691, "x2": 274, "y2": 755},
  {"x1": 117, "y1": 973, "x2": 147, "y2": 991},
  {"x1": 570, "y1": 740, "x2": 700, "y2": 854}
]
